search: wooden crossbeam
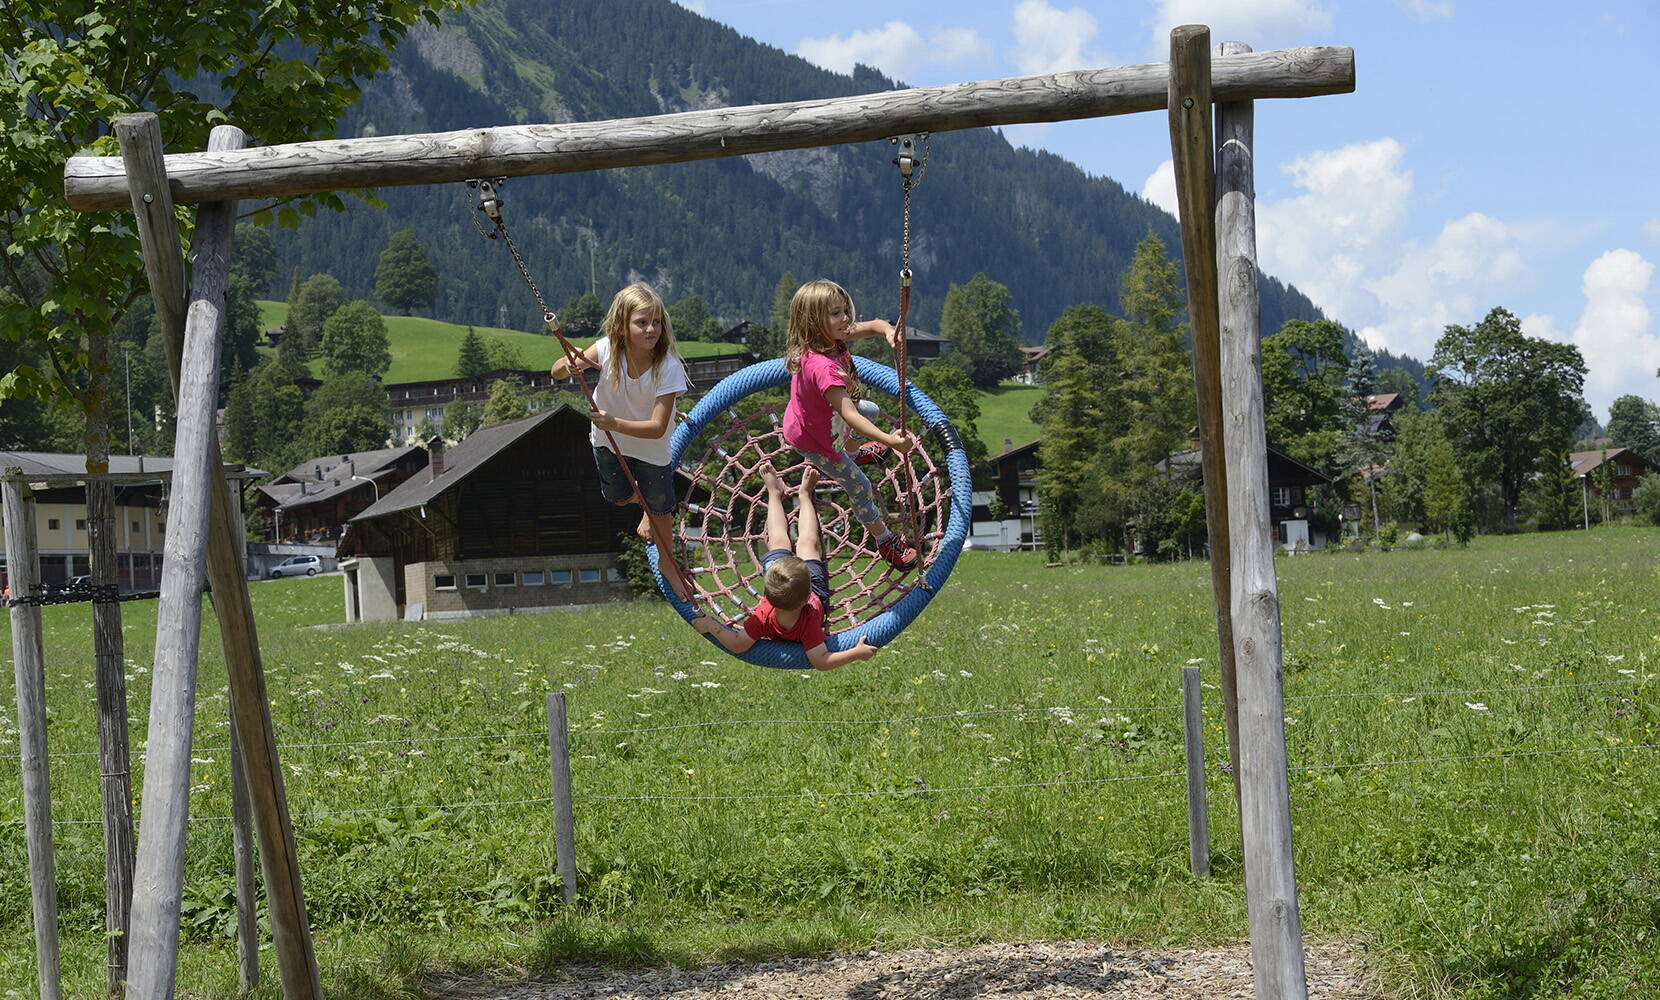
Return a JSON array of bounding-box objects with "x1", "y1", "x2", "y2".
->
[{"x1": 64, "y1": 46, "x2": 1353, "y2": 211}]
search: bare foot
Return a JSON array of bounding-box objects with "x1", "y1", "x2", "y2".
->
[
  {"x1": 759, "y1": 461, "x2": 783, "y2": 495},
  {"x1": 801, "y1": 466, "x2": 820, "y2": 494}
]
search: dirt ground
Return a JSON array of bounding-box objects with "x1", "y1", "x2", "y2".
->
[{"x1": 427, "y1": 939, "x2": 1381, "y2": 999}]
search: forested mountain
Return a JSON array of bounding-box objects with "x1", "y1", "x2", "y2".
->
[{"x1": 265, "y1": 0, "x2": 1330, "y2": 344}]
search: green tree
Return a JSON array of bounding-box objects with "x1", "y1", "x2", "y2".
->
[
  {"x1": 225, "y1": 357, "x2": 307, "y2": 473},
  {"x1": 1527, "y1": 447, "x2": 1579, "y2": 531},
  {"x1": 302, "y1": 372, "x2": 391, "y2": 457},
  {"x1": 456, "y1": 326, "x2": 490, "y2": 378},
  {"x1": 1421, "y1": 432, "x2": 1465, "y2": 536},
  {"x1": 1605, "y1": 394, "x2": 1660, "y2": 466},
  {"x1": 939, "y1": 273, "x2": 1023, "y2": 388},
  {"x1": 482, "y1": 378, "x2": 530, "y2": 426},
  {"x1": 320, "y1": 300, "x2": 391, "y2": 378},
  {"x1": 1261, "y1": 318, "x2": 1349, "y2": 471},
  {"x1": 374, "y1": 229, "x2": 439, "y2": 314},
  {"x1": 222, "y1": 274, "x2": 264, "y2": 382},
  {"x1": 1631, "y1": 473, "x2": 1660, "y2": 526},
  {"x1": 561, "y1": 291, "x2": 604, "y2": 338},
  {"x1": 668, "y1": 295, "x2": 721, "y2": 342},
  {"x1": 1035, "y1": 349, "x2": 1107, "y2": 551},
  {"x1": 231, "y1": 222, "x2": 278, "y2": 296},
  {"x1": 1429, "y1": 307, "x2": 1589, "y2": 532},
  {"x1": 484, "y1": 336, "x2": 527, "y2": 372},
  {"x1": 442, "y1": 399, "x2": 484, "y2": 441},
  {"x1": 1040, "y1": 302, "x2": 1116, "y2": 370},
  {"x1": 908, "y1": 361, "x2": 987, "y2": 481},
  {"x1": 286, "y1": 273, "x2": 346, "y2": 358},
  {"x1": 1105, "y1": 232, "x2": 1193, "y2": 481},
  {"x1": 770, "y1": 271, "x2": 798, "y2": 331},
  {"x1": 1340, "y1": 339, "x2": 1390, "y2": 531}
]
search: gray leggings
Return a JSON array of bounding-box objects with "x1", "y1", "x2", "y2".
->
[{"x1": 801, "y1": 449, "x2": 887, "y2": 529}]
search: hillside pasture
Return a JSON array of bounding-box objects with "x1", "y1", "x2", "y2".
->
[
  {"x1": 255, "y1": 301, "x2": 746, "y2": 385},
  {"x1": 1, "y1": 530, "x2": 1656, "y2": 998}
]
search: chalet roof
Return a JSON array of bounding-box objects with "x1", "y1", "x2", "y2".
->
[
  {"x1": 350, "y1": 407, "x2": 567, "y2": 521},
  {"x1": 1568, "y1": 447, "x2": 1648, "y2": 477},
  {"x1": 1365, "y1": 392, "x2": 1400, "y2": 411},
  {"x1": 1157, "y1": 445, "x2": 1333, "y2": 484},
  {"x1": 904, "y1": 327, "x2": 948, "y2": 343},
  {"x1": 0, "y1": 450, "x2": 264, "y2": 483},
  {"x1": 275, "y1": 444, "x2": 424, "y2": 486}
]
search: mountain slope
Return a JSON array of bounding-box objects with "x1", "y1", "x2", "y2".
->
[{"x1": 267, "y1": 0, "x2": 1329, "y2": 345}]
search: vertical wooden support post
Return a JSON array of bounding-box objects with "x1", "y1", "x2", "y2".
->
[
  {"x1": 116, "y1": 113, "x2": 321, "y2": 1000},
  {"x1": 1216, "y1": 40, "x2": 1310, "y2": 1000},
  {"x1": 123, "y1": 123, "x2": 241, "y2": 999},
  {"x1": 3, "y1": 475, "x2": 62, "y2": 1000},
  {"x1": 1167, "y1": 25, "x2": 1243, "y2": 808},
  {"x1": 1180, "y1": 665, "x2": 1210, "y2": 878},
  {"x1": 546, "y1": 692, "x2": 579, "y2": 904},
  {"x1": 89, "y1": 475, "x2": 135, "y2": 995},
  {"x1": 227, "y1": 475, "x2": 259, "y2": 993}
]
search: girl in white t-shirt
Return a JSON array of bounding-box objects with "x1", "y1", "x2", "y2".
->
[{"x1": 552, "y1": 283, "x2": 691, "y2": 599}]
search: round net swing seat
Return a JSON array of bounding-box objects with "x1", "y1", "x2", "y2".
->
[{"x1": 648, "y1": 357, "x2": 973, "y2": 669}]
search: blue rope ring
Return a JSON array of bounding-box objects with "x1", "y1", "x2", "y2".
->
[{"x1": 649, "y1": 357, "x2": 972, "y2": 669}]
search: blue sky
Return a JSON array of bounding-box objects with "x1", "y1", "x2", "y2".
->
[{"x1": 677, "y1": 0, "x2": 1659, "y2": 420}]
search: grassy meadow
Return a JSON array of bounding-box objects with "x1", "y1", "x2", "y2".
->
[
  {"x1": 2, "y1": 529, "x2": 1657, "y2": 998},
  {"x1": 255, "y1": 301, "x2": 746, "y2": 385}
]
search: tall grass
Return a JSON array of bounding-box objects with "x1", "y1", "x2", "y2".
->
[{"x1": 1, "y1": 529, "x2": 1656, "y2": 998}]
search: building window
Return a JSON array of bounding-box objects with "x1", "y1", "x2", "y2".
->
[
  {"x1": 465, "y1": 573, "x2": 487, "y2": 589},
  {"x1": 132, "y1": 521, "x2": 141, "y2": 532},
  {"x1": 523, "y1": 570, "x2": 545, "y2": 586},
  {"x1": 48, "y1": 518, "x2": 60, "y2": 530},
  {"x1": 605, "y1": 568, "x2": 626, "y2": 582},
  {"x1": 1271, "y1": 487, "x2": 1292, "y2": 509},
  {"x1": 434, "y1": 574, "x2": 457, "y2": 590},
  {"x1": 551, "y1": 569, "x2": 573, "y2": 585},
  {"x1": 1616, "y1": 463, "x2": 1631, "y2": 476},
  {"x1": 494, "y1": 572, "x2": 516, "y2": 587},
  {"x1": 76, "y1": 519, "x2": 87, "y2": 531},
  {"x1": 578, "y1": 568, "x2": 601, "y2": 584}
]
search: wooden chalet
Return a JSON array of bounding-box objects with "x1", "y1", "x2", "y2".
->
[
  {"x1": 1569, "y1": 447, "x2": 1654, "y2": 517},
  {"x1": 1157, "y1": 445, "x2": 1333, "y2": 550},
  {"x1": 253, "y1": 444, "x2": 428, "y2": 544},
  {"x1": 335, "y1": 406, "x2": 649, "y2": 621}
]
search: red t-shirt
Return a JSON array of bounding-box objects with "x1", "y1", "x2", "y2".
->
[
  {"x1": 783, "y1": 347, "x2": 851, "y2": 460},
  {"x1": 743, "y1": 593, "x2": 828, "y2": 651}
]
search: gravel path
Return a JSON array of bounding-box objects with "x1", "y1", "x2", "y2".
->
[{"x1": 427, "y1": 940, "x2": 1379, "y2": 999}]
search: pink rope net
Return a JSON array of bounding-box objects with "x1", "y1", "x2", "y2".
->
[{"x1": 675, "y1": 400, "x2": 951, "y2": 632}]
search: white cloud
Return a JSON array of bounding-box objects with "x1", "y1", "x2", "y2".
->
[
  {"x1": 1146, "y1": 0, "x2": 1335, "y2": 57},
  {"x1": 1256, "y1": 138, "x2": 1413, "y2": 325},
  {"x1": 1570, "y1": 249, "x2": 1658, "y2": 417},
  {"x1": 1401, "y1": 0, "x2": 1454, "y2": 19},
  {"x1": 1141, "y1": 159, "x2": 1178, "y2": 215},
  {"x1": 1644, "y1": 218, "x2": 1660, "y2": 242},
  {"x1": 1011, "y1": 0, "x2": 1103, "y2": 75},
  {"x1": 795, "y1": 21, "x2": 989, "y2": 79},
  {"x1": 1363, "y1": 212, "x2": 1527, "y2": 357},
  {"x1": 1520, "y1": 313, "x2": 1562, "y2": 341}
]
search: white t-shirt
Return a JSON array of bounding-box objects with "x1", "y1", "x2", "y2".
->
[{"x1": 588, "y1": 338, "x2": 689, "y2": 466}]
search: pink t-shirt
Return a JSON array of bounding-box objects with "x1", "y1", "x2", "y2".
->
[
  {"x1": 743, "y1": 593, "x2": 828, "y2": 652},
  {"x1": 783, "y1": 348, "x2": 851, "y2": 459}
]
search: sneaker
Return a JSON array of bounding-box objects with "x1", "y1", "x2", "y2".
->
[
  {"x1": 853, "y1": 442, "x2": 890, "y2": 466},
  {"x1": 876, "y1": 534, "x2": 919, "y2": 570}
]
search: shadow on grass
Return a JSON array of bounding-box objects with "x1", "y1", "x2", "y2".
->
[{"x1": 529, "y1": 914, "x2": 697, "y2": 971}]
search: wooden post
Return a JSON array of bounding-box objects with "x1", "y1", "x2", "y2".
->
[
  {"x1": 116, "y1": 113, "x2": 322, "y2": 1000},
  {"x1": 1216, "y1": 40, "x2": 1310, "y2": 1000},
  {"x1": 545, "y1": 692, "x2": 578, "y2": 904},
  {"x1": 1181, "y1": 665, "x2": 1210, "y2": 878},
  {"x1": 3, "y1": 474, "x2": 62, "y2": 1000},
  {"x1": 1167, "y1": 25, "x2": 1243, "y2": 806},
  {"x1": 226, "y1": 479, "x2": 259, "y2": 993},
  {"x1": 66, "y1": 47, "x2": 1355, "y2": 211},
  {"x1": 122, "y1": 118, "x2": 242, "y2": 997}
]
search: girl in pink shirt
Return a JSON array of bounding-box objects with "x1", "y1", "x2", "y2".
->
[{"x1": 782, "y1": 279, "x2": 919, "y2": 569}]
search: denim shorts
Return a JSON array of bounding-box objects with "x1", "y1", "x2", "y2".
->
[
  {"x1": 593, "y1": 447, "x2": 678, "y2": 516},
  {"x1": 761, "y1": 548, "x2": 830, "y2": 608}
]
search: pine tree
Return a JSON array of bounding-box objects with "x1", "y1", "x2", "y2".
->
[
  {"x1": 456, "y1": 326, "x2": 490, "y2": 378},
  {"x1": 374, "y1": 230, "x2": 439, "y2": 314}
]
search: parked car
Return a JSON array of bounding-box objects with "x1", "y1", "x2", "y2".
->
[{"x1": 268, "y1": 555, "x2": 322, "y2": 579}]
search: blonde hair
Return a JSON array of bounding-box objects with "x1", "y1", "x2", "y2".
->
[
  {"x1": 600, "y1": 283, "x2": 678, "y2": 390},
  {"x1": 785, "y1": 279, "x2": 866, "y2": 400},
  {"x1": 763, "y1": 554, "x2": 811, "y2": 611}
]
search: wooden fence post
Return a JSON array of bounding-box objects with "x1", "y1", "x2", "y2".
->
[
  {"x1": 3, "y1": 474, "x2": 62, "y2": 1000},
  {"x1": 1181, "y1": 665, "x2": 1211, "y2": 877},
  {"x1": 1216, "y1": 39, "x2": 1310, "y2": 1000},
  {"x1": 546, "y1": 692, "x2": 579, "y2": 904}
]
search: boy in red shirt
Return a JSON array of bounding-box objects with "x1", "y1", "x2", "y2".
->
[{"x1": 691, "y1": 464, "x2": 880, "y2": 671}]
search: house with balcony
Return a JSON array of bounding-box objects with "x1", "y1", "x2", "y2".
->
[{"x1": 1569, "y1": 447, "x2": 1654, "y2": 518}]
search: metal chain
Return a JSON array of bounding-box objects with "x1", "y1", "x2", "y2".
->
[{"x1": 898, "y1": 134, "x2": 930, "y2": 279}]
